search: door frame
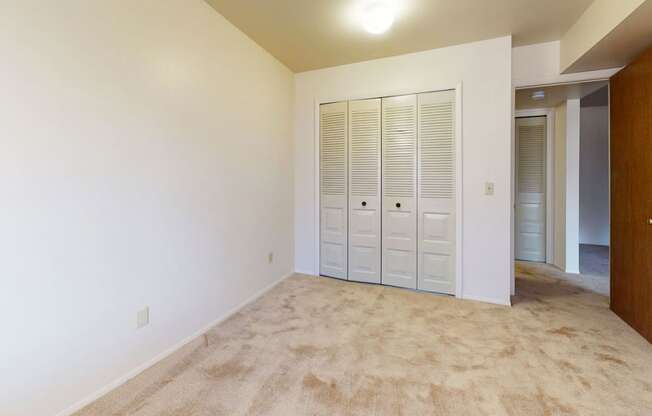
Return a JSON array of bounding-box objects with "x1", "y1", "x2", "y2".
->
[
  {"x1": 514, "y1": 108, "x2": 555, "y2": 265},
  {"x1": 313, "y1": 83, "x2": 464, "y2": 299}
]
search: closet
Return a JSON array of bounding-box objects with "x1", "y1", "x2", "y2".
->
[{"x1": 319, "y1": 89, "x2": 457, "y2": 295}]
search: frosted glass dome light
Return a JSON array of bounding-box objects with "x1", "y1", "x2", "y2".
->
[{"x1": 362, "y1": 2, "x2": 395, "y2": 34}]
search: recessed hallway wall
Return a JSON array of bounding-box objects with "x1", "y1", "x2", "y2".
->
[{"x1": 579, "y1": 104, "x2": 609, "y2": 246}]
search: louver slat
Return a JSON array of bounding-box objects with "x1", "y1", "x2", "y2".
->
[
  {"x1": 320, "y1": 110, "x2": 346, "y2": 196},
  {"x1": 419, "y1": 101, "x2": 455, "y2": 199},
  {"x1": 383, "y1": 102, "x2": 416, "y2": 198},
  {"x1": 518, "y1": 122, "x2": 545, "y2": 193},
  {"x1": 350, "y1": 106, "x2": 380, "y2": 196}
]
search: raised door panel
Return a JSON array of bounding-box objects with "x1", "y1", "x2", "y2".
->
[
  {"x1": 382, "y1": 94, "x2": 417, "y2": 289},
  {"x1": 349, "y1": 200, "x2": 380, "y2": 282},
  {"x1": 418, "y1": 90, "x2": 456, "y2": 294},
  {"x1": 348, "y1": 99, "x2": 381, "y2": 283},
  {"x1": 320, "y1": 102, "x2": 348, "y2": 279},
  {"x1": 517, "y1": 193, "x2": 546, "y2": 261},
  {"x1": 383, "y1": 198, "x2": 417, "y2": 287}
]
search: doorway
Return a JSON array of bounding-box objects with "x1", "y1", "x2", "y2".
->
[{"x1": 513, "y1": 81, "x2": 610, "y2": 296}]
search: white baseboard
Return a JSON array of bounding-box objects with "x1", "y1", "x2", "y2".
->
[
  {"x1": 463, "y1": 294, "x2": 512, "y2": 307},
  {"x1": 55, "y1": 271, "x2": 295, "y2": 416},
  {"x1": 294, "y1": 269, "x2": 317, "y2": 276}
]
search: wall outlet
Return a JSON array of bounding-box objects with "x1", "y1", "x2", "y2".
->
[
  {"x1": 268, "y1": 252, "x2": 274, "y2": 264},
  {"x1": 485, "y1": 182, "x2": 495, "y2": 196},
  {"x1": 137, "y1": 306, "x2": 149, "y2": 329}
]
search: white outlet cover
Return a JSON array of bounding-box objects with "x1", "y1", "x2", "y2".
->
[{"x1": 137, "y1": 306, "x2": 149, "y2": 329}]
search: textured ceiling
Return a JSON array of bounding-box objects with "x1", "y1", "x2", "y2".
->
[{"x1": 205, "y1": 0, "x2": 593, "y2": 72}]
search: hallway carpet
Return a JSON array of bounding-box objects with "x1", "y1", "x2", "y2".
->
[
  {"x1": 579, "y1": 244, "x2": 610, "y2": 278},
  {"x1": 75, "y1": 264, "x2": 652, "y2": 416}
]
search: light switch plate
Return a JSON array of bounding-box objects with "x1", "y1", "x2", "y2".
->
[
  {"x1": 137, "y1": 306, "x2": 149, "y2": 329},
  {"x1": 485, "y1": 182, "x2": 495, "y2": 196},
  {"x1": 268, "y1": 252, "x2": 274, "y2": 264}
]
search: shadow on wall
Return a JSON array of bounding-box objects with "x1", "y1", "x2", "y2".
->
[{"x1": 579, "y1": 87, "x2": 609, "y2": 247}]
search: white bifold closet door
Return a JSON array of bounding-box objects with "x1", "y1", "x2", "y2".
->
[
  {"x1": 515, "y1": 116, "x2": 546, "y2": 262},
  {"x1": 417, "y1": 90, "x2": 456, "y2": 294},
  {"x1": 320, "y1": 102, "x2": 348, "y2": 279},
  {"x1": 348, "y1": 99, "x2": 382, "y2": 283},
  {"x1": 382, "y1": 95, "x2": 418, "y2": 289}
]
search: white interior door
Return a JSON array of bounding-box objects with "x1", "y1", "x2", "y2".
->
[
  {"x1": 418, "y1": 90, "x2": 456, "y2": 294},
  {"x1": 348, "y1": 99, "x2": 381, "y2": 283},
  {"x1": 516, "y1": 116, "x2": 546, "y2": 262},
  {"x1": 382, "y1": 95, "x2": 417, "y2": 289},
  {"x1": 320, "y1": 102, "x2": 348, "y2": 278}
]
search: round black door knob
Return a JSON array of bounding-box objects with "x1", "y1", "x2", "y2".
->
[
  {"x1": 361, "y1": 201, "x2": 367, "y2": 207},
  {"x1": 396, "y1": 202, "x2": 401, "y2": 208}
]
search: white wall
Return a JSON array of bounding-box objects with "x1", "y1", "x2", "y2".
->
[
  {"x1": 294, "y1": 36, "x2": 513, "y2": 305},
  {"x1": 512, "y1": 41, "x2": 620, "y2": 88},
  {"x1": 565, "y1": 99, "x2": 581, "y2": 274},
  {"x1": 0, "y1": 2, "x2": 294, "y2": 416},
  {"x1": 580, "y1": 106, "x2": 610, "y2": 246},
  {"x1": 554, "y1": 102, "x2": 567, "y2": 270},
  {"x1": 551, "y1": 99, "x2": 582, "y2": 274}
]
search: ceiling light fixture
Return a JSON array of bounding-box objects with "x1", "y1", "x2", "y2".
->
[
  {"x1": 361, "y1": 2, "x2": 395, "y2": 35},
  {"x1": 531, "y1": 91, "x2": 545, "y2": 100}
]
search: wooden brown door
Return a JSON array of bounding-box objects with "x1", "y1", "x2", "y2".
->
[{"x1": 610, "y1": 46, "x2": 652, "y2": 343}]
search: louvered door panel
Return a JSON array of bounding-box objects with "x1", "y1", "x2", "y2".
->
[
  {"x1": 418, "y1": 90, "x2": 456, "y2": 294},
  {"x1": 382, "y1": 95, "x2": 417, "y2": 289},
  {"x1": 516, "y1": 116, "x2": 546, "y2": 262},
  {"x1": 320, "y1": 102, "x2": 348, "y2": 279},
  {"x1": 518, "y1": 121, "x2": 545, "y2": 193},
  {"x1": 349, "y1": 99, "x2": 381, "y2": 283}
]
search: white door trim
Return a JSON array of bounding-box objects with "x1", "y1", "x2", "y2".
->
[
  {"x1": 313, "y1": 83, "x2": 464, "y2": 299},
  {"x1": 514, "y1": 108, "x2": 555, "y2": 265}
]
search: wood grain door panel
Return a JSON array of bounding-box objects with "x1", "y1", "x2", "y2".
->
[{"x1": 610, "y1": 46, "x2": 652, "y2": 343}]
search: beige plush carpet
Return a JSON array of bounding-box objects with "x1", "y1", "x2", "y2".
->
[{"x1": 75, "y1": 262, "x2": 652, "y2": 416}]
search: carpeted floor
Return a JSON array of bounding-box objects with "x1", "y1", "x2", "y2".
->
[
  {"x1": 75, "y1": 263, "x2": 652, "y2": 416},
  {"x1": 528, "y1": 254, "x2": 610, "y2": 297},
  {"x1": 580, "y1": 244, "x2": 609, "y2": 278}
]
